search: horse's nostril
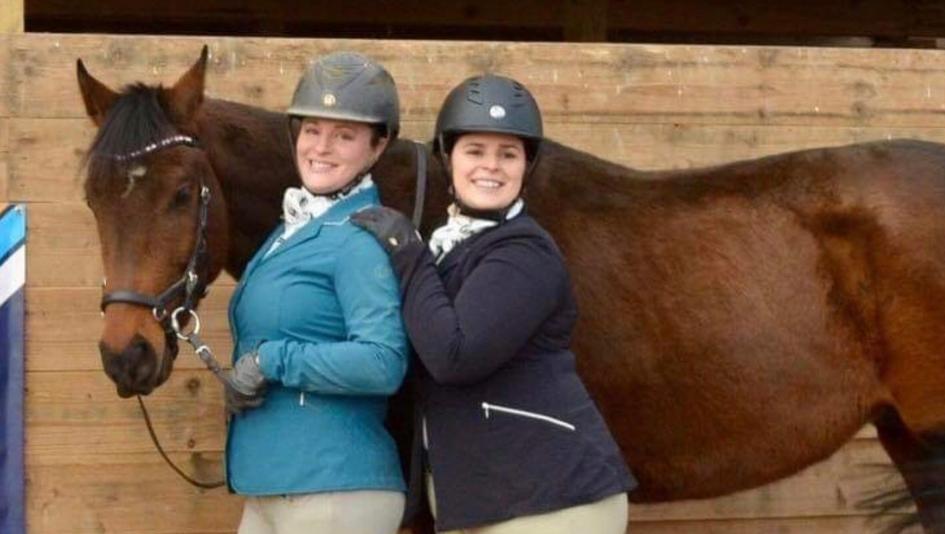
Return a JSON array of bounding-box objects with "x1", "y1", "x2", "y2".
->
[
  {"x1": 100, "y1": 342, "x2": 125, "y2": 379},
  {"x1": 127, "y1": 336, "x2": 156, "y2": 383},
  {"x1": 129, "y1": 337, "x2": 149, "y2": 359}
]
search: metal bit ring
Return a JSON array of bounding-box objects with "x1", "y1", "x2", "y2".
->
[{"x1": 170, "y1": 307, "x2": 201, "y2": 340}]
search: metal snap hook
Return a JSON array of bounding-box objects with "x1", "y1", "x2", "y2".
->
[
  {"x1": 185, "y1": 270, "x2": 199, "y2": 292},
  {"x1": 170, "y1": 307, "x2": 201, "y2": 340}
]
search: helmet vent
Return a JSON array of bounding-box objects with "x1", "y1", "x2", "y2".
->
[{"x1": 466, "y1": 89, "x2": 483, "y2": 105}]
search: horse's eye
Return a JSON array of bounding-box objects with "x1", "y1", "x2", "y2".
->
[{"x1": 171, "y1": 186, "x2": 192, "y2": 209}]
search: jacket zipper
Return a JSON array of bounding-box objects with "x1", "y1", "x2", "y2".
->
[{"x1": 481, "y1": 402, "x2": 576, "y2": 431}]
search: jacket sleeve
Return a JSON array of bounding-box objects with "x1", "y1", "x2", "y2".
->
[
  {"x1": 394, "y1": 235, "x2": 566, "y2": 386},
  {"x1": 256, "y1": 232, "x2": 409, "y2": 395}
]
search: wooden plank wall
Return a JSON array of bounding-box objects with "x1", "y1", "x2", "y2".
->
[{"x1": 2, "y1": 33, "x2": 940, "y2": 533}]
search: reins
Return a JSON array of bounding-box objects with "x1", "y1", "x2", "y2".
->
[{"x1": 411, "y1": 141, "x2": 428, "y2": 228}]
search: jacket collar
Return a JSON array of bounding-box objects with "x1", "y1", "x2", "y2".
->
[{"x1": 243, "y1": 185, "x2": 380, "y2": 274}]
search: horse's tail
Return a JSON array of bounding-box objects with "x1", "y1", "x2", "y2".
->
[
  {"x1": 863, "y1": 407, "x2": 945, "y2": 533},
  {"x1": 857, "y1": 469, "x2": 922, "y2": 533}
]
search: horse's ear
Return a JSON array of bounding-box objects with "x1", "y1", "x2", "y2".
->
[
  {"x1": 165, "y1": 45, "x2": 208, "y2": 127},
  {"x1": 76, "y1": 59, "x2": 119, "y2": 127}
]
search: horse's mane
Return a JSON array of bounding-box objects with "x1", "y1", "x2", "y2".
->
[{"x1": 85, "y1": 83, "x2": 178, "y2": 177}]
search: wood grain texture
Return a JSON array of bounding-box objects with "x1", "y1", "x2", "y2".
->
[
  {"x1": 6, "y1": 34, "x2": 945, "y2": 127},
  {"x1": 27, "y1": 370, "x2": 227, "y2": 457},
  {"x1": 0, "y1": 116, "x2": 9, "y2": 204},
  {"x1": 28, "y1": 452, "x2": 241, "y2": 533}
]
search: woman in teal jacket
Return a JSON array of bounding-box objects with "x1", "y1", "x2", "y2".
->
[{"x1": 224, "y1": 52, "x2": 409, "y2": 534}]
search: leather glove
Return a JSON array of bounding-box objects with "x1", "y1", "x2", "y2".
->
[
  {"x1": 350, "y1": 206, "x2": 422, "y2": 254},
  {"x1": 225, "y1": 352, "x2": 267, "y2": 415}
]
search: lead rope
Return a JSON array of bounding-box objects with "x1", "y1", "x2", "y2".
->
[
  {"x1": 136, "y1": 307, "x2": 235, "y2": 490},
  {"x1": 136, "y1": 395, "x2": 225, "y2": 489}
]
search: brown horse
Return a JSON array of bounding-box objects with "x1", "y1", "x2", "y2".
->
[{"x1": 78, "y1": 48, "x2": 945, "y2": 531}]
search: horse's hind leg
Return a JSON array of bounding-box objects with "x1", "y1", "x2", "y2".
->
[{"x1": 875, "y1": 407, "x2": 945, "y2": 533}]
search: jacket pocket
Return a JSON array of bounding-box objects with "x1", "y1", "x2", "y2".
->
[{"x1": 481, "y1": 402, "x2": 576, "y2": 431}]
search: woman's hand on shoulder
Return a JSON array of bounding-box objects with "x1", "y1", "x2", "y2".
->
[{"x1": 350, "y1": 206, "x2": 422, "y2": 254}]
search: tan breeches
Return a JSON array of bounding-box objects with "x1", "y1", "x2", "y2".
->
[
  {"x1": 427, "y1": 474, "x2": 628, "y2": 534},
  {"x1": 237, "y1": 490, "x2": 405, "y2": 534}
]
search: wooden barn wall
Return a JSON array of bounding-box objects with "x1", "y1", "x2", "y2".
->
[{"x1": 2, "y1": 33, "x2": 940, "y2": 533}]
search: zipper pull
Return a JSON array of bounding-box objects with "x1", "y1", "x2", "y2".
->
[
  {"x1": 299, "y1": 392, "x2": 305, "y2": 406},
  {"x1": 482, "y1": 402, "x2": 490, "y2": 419}
]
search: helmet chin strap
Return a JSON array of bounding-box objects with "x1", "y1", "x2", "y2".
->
[
  {"x1": 452, "y1": 196, "x2": 519, "y2": 223},
  {"x1": 316, "y1": 169, "x2": 371, "y2": 200},
  {"x1": 449, "y1": 180, "x2": 525, "y2": 223}
]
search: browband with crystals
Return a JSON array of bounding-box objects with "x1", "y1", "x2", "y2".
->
[{"x1": 114, "y1": 134, "x2": 200, "y2": 161}]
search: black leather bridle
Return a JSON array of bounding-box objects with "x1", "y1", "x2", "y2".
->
[{"x1": 100, "y1": 134, "x2": 210, "y2": 347}]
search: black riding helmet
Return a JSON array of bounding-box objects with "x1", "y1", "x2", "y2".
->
[
  {"x1": 434, "y1": 74, "x2": 543, "y2": 168},
  {"x1": 286, "y1": 52, "x2": 400, "y2": 196},
  {"x1": 433, "y1": 74, "x2": 543, "y2": 220}
]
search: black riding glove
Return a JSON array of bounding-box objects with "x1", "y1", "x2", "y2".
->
[
  {"x1": 225, "y1": 352, "x2": 267, "y2": 415},
  {"x1": 351, "y1": 207, "x2": 423, "y2": 255}
]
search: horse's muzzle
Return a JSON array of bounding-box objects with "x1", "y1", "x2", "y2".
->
[{"x1": 99, "y1": 334, "x2": 176, "y2": 397}]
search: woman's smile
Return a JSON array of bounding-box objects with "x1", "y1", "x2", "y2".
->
[{"x1": 470, "y1": 177, "x2": 505, "y2": 189}]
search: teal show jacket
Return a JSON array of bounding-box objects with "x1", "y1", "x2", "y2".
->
[{"x1": 226, "y1": 185, "x2": 408, "y2": 495}]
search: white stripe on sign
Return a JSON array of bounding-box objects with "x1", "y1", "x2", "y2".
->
[{"x1": 0, "y1": 245, "x2": 25, "y2": 306}]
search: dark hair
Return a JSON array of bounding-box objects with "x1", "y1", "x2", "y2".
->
[
  {"x1": 85, "y1": 84, "x2": 178, "y2": 177},
  {"x1": 370, "y1": 124, "x2": 387, "y2": 147}
]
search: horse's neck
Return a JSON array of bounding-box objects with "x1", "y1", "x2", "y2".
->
[{"x1": 198, "y1": 99, "x2": 298, "y2": 279}]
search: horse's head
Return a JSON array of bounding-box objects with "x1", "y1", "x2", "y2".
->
[{"x1": 77, "y1": 47, "x2": 229, "y2": 398}]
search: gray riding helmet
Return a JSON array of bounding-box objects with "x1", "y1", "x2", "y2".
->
[
  {"x1": 434, "y1": 74, "x2": 543, "y2": 162},
  {"x1": 288, "y1": 51, "x2": 400, "y2": 140}
]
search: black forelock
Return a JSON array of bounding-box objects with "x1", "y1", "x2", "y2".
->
[{"x1": 86, "y1": 83, "x2": 178, "y2": 176}]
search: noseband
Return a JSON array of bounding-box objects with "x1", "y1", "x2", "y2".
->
[{"x1": 99, "y1": 135, "x2": 210, "y2": 347}]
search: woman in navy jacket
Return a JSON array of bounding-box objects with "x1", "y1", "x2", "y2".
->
[{"x1": 353, "y1": 75, "x2": 636, "y2": 533}]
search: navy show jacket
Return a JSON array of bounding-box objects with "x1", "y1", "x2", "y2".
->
[{"x1": 392, "y1": 213, "x2": 637, "y2": 531}]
